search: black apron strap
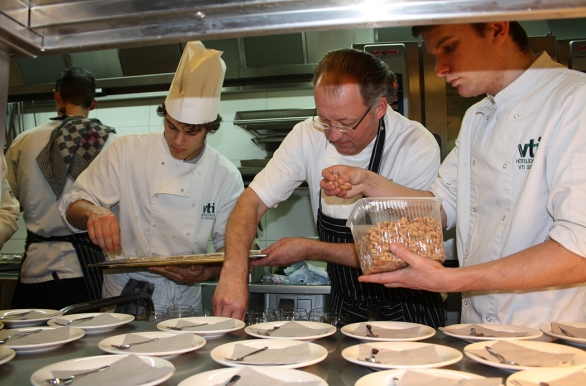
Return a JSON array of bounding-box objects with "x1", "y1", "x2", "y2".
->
[
  {"x1": 22, "y1": 230, "x2": 106, "y2": 302},
  {"x1": 316, "y1": 118, "x2": 445, "y2": 328}
]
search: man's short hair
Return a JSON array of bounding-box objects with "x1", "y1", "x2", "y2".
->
[
  {"x1": 312, "y1": 48, "x2": 398, "y2": 107},
  {"x1": 411, "y1": 22, "x2": 530, "y2": 52},
  {"x1": 156, "y1": 104, "x2": 222, "y2": 134},
  {"x1": 55, "y1": 67, "x2": 96, "y2": 109}
]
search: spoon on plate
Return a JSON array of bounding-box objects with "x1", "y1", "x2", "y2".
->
[
  {"x1": 46, "y1": 365, "x2": 110, "y2": 385},
  {"x1": 111, "y1": 337, "x2": 159, "y2": 350}
]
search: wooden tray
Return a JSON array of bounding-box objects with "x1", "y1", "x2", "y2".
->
[{"x1": 89, "y1": 251, "x2": 266, "y2": 268}]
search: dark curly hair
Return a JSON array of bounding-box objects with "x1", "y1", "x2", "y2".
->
[
  {"x1": 157, "y1": 104, "x2": 222, "y2": 134},
  {"x1": 55, "y1": 67, "x2": 96, "y2": 109}
]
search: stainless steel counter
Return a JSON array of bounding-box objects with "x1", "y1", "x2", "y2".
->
[{"x1": 0, "y1": 320, "x2": 524, "y2": 386}]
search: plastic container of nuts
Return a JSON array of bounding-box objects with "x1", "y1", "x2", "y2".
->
[{"x1": 346, "y1": 197, "x2": 445, "y2": 275}]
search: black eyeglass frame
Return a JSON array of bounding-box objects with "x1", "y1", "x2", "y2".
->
[{"x1": 312, "y1": 104, "x2": 373, "y2": 133}]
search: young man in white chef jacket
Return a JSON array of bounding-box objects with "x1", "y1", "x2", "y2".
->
[
  {"x1": 322, "y1": 22, "x2": 586, "y2": 329},
  {"x1": 59, "y1": 41, "x2": 244, "y2": 313}
]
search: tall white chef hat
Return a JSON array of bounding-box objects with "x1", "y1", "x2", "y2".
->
[{"x1": 165, "y1": 41, "x2": 226, "y2": 125}]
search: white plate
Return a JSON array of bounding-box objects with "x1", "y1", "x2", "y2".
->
[
  {"x1": 464, "y1": 340, "x2": 586, "y2": 371},
  {"x1": 157, "y1": 316, "x2": 244, "y2": 339},
  {"x1": 178, "y1": 366, "x2": 328, "y2": 385},
  {"x1": 356, "y1": 368, "x2": 489, "y2": 386},
  {"x1": 341, "y1": 341, "x2": 462, "y2": 371},
  {"x1": 47, "y1": 312, "x2": 135, "y2": 333},
  {"x1": 2, "y1": 326, "x2": 85, "y2": 353},
  {"x1": 245, "y1": 321, "x2": 336, "y2": 340},
  {"x1": 0, "y1": 309, "x2": 62, "y2": 328},
  {"x1": 507, "y1": 367, "x2": 586, "y2": 385},
  {"x1": 210, "y1": 338, "x2": 328, "y2": 369},
  {"x1": 341, "y1": 321, "x2": 435, "y2": 342},
  {"x1": 0, "y1": 347, "x2": 16, "y2": 366},
  {"x1": 98, "y1": 330, "x2": 206, "y2": 357},
  {"x1": 540, "y1": 322, "x2": 586, "y2": 347},
  {"x1": 440, "y1": 323, "x2": 543, "y2": 343},
  {"x1": 30, "y1": 354, "x2": 174, "y2": 386}
]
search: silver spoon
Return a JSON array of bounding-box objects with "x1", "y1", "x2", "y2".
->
[
  {"x1": 470, "y1": 327, "x2": 484, "y2": 337},
  {"x1": 365, "y1": 348, "x2": 379, "y2": 363},
  {"x1": 0, "y1": 310, "x2": 32, "y2": 320},
  {"x1": 257, "y1": 326, "x2": 280, "y2": 336},
  {"x1": 484, "y1": 346, "x2": 520, "y2": 366},
  {"x1": 166, "y1": 322, "x2": 208, "y2": 331},
  {"x1": 111, "y1": 337, "x2": 159, "y2": 350},
  {"x1": 54, "y1": 316, "x2": 95, "y2": 327},
  {"x1": 366, "y1": 324, "x2": 379, "y2": 338},
  {"x1": 46, "y1": 365, "x2": 110, "y2": 385},
  {"x1": 558, "y1": 325, "x2": 576, "y2": 338},
  {"x1": 0, "y1": 328, "x2": 43, "y2": 344},
  {"x1": 224, "y1": 374, "x2": 241, "y2": 386},
  {"x1": 225, "y1": 346, "x2": 269, "y2": 361}
]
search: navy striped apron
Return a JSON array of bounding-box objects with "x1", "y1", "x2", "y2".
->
[{"x1": 317, "y1": 119, "x2": 445, "y2": 328}]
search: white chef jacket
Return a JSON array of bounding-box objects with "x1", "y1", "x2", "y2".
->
[
  {"x1": 5, "y1": 121, "x2": 118, "y2": 282},
  {"x1": 430, "y1": 52, "x2": 586, "y2": 328},
  {"x1": 0, "y1": 156, "x2": 20, "y2": 249},
  {"x1": 250, "y1": 109, "x2": 440, "y2": 222},
  {"x1": 59, "y1": 131, "x2": 244, "y2": 310}
]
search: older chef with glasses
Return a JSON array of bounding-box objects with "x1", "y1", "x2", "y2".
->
[{"x1": 213, "y1": 48, "x2": 446, "y2": 328}]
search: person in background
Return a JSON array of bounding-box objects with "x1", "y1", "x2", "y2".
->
[
  {"x1": 213, "y1": 48, "x2": 446, "y2": 328},
  {"x1": 59, "y1": 41, "x2": 244, "y2": 315},
  {"x1": 0, "y1": 156, "x2": 20, "y2": 249},
  {"x1": 6, "y1": 67, "x2": 118, "y2": 310},
  {"x1": 322, "y1": 22, "x2": 586, "y2": 328}
]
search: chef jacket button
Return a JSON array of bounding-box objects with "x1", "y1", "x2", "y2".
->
[
  {"x1": 503, "y1": 164, "x2": 507, "y2": 169},
  {"x1": 152, "y1": 253, "x2": 155, "y2": 256},
  {"x1": 472, "y1": 207, "x2": 476, "y2": 212},
  {"x1": 155, "y1": 194, "x2": 159, "y2": 197},
  {"x1": 502, "y1": 216, "x2": 506, "y2": 221},
  {"x1": 472, "y1": 160, "x2": 475, "y2": 165},
  {"x1": 514, "y1": 114, "x2": 519, "y2": 119},
  {"x1": 186, "y1": 233, "x2": 190, "y2": 236},
  {"x1": 192, "y1": 203, "x2": 195, "y2": 207},
  {"x1": 162, "y1": 162, "x2": 165, "y2": 165},
  {"x1": 486, "y1": 317, "x2": 492, "y2": 322},
  {"x1": 463, "y1": 300, "x2": 467, "y2": 306},
  {"x1": 152, "y1": 224, "x2": 156, "y2": 227},
  {"x1": 181, "y1": 189, "x2": 184, "y2": 192}
]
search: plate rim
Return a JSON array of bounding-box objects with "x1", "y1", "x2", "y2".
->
[
  {"x1": 341, "y1": 321, "x2": 436, "y2": 342},
  {"x1": 341, "y1": 341, "x2": 463, "y2": 370},
  {"x1": 177, "y1": 365, "x2": 329, "y2": 386},
  {"x1": 244, "y1": 320, "x2": 336, "y2": 340},
  {"x1": 210, "y1": 338, "x2": 328, "y2": 369},
  {"x1": 29, "y1": 354, "x2": 175, "y2": 386},
  {"x1": 355, "y1": 368, "x2": 487, "y2": 385},
  {"x1": 540, "y1": 322, "x2": 586, "y2": 346},
  {"x1": 464, "y1": 339, "x2": 586, "y2": 371},
  {"x1": 47, "y1": 312, "x2": 135, "y2": 331},
  {"x1": 440, "y1": 323, "x2": 543, "y2": 342},
  {"x1": 0, "y1": 309, "x2": 63, "y2": 326},
  {"x1": 97, "y1": 330, "x2": 206, "y2": 356},
  {"x1": 2, "y1": 326, "x2": 85, "y2": 351},
  {"x1": 506, "y1": 367, "x2": 586, "y2": 384},
  {"x1": 0, "y1": 347, "x2": 16, "y2": 365}
]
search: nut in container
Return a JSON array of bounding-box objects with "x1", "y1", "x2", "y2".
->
[{"x1": 346, "y1": 197, "x2": 445, "y2": 275}]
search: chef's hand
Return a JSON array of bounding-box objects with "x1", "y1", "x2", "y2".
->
[
  {"x1": 213, "y1": 266, "x2": 249, "y2": 320},
  {"x1": 250, "y1": 237, "x2": 318, "y2": 267},
  {"x1": 358, "y1": 242, "x2": 450, "y2": 292},
  {"x1": 148, "y1": 264, "x2": 221, "y2": 284},
  {"x1": 86, "y1": 206, "x2": 121, "y2": 253},
  {"x1": 321, "y1": 165, "x2": 368, "y2": 198}
]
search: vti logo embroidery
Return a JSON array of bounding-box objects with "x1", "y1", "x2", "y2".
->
[
  {"x1": 201, "y1": 202, "x2": 216, "y2": 220},
  {"x1": 516, "y1": 137, "x2": 540, "y2": 170}
]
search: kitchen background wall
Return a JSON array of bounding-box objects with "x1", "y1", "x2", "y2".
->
[
  {"x1": 1, "y1": 88, "x2": 319, "y2": 256},
  {"x1": 3, "y1": 19, "x2": 586, "y2": 260}
]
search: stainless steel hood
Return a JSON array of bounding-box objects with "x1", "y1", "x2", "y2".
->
[{"x1": 3, "y1": 1, "x2": 586, "y2": 102}]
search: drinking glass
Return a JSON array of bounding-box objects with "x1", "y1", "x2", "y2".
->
[{"x1": 167, "y1": 304, "x2": 193, "y2": 319}]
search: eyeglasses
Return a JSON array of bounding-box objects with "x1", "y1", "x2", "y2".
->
[{"x1": 312, "y1": 105, "x2": 372, "y2": 133}]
